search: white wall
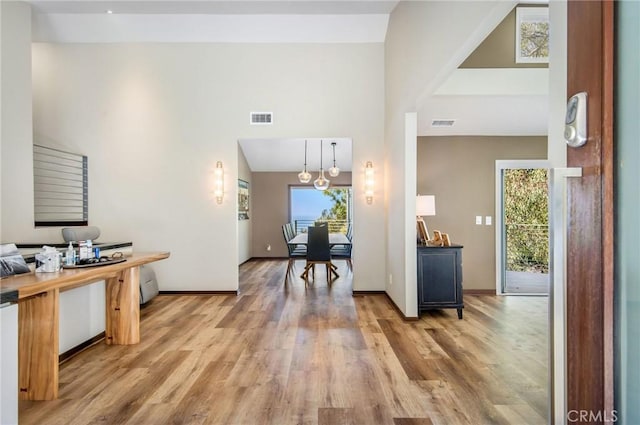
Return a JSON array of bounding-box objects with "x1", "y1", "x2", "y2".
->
[
  {"x1": 0, "y1": 304, "x2": 18, "y2": 425},
  {"x1": 1, "y1": 2, "x2": 43, "y2": 240},
  {"x1": 548, "y1": 0, "x2": 568, "y2": 167},
  {"x1": 1, "y1": 9, "x2": 27, "y2": 421},
  {"x1": 384, "y1": 1, "x2": 515, "y2": 316},
  {"x1": 29, "y1": 42, "x2": 386, "y2": 291},
  {"x1": 59, "y1": 282, "x2": 105, "y2": 352}
]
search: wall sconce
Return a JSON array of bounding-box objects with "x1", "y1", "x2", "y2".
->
[
  {"x1": 364, "y1": 161, "x2": 374, "y2": 204},
  {"x1": 214, "y1": 161, "x2": 224, "y2": 204}
]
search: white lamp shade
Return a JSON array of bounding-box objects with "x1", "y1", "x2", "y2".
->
[{"x1": 416, "y1": 195, "x2": 436, "y2": 216}]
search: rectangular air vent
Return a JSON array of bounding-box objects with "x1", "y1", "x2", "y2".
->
[
  {"x1": 431, "y1": 119, "x2": 456, "y2": 127},
  {"x1": 250, "y1": 112, "x2": 273, "y2": 125}
]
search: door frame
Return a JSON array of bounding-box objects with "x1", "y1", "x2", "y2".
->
[
  {"x1": 565, "y1": 0, "x2": 615, "y2": 419},
  {"x1": 495, "y1": 160, "x2": 551, "y2": 295}
]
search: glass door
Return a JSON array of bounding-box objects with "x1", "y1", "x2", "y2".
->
[
  {"x1": 615, "y1": 1, "x2": 640, "y2": 420},
  {"x1": 496, "y1": 160, "x2": 551, "y2": 295}
]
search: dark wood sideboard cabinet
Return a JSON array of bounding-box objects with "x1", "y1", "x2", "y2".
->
[{"x1": 417, "y1": 244, "x2": 464, "y2": 319}]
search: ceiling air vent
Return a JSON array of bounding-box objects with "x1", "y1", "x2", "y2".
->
[
  {"x1": 250, "y1": 112, "x2": 273, "y2": 125},
  {"x1": 431, "y1": 119, "x2": 456, "y2": 127}
]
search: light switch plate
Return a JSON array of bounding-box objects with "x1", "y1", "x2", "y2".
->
[
  {"x1": 475, "y1": 216, "x2": 482, "y2": 225},
  {"x1": 485, "y1": 216, "x2": 492, "y2": 226}
]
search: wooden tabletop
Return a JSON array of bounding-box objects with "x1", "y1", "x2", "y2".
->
[{"x1": 0, "y1": 251, "x2": 170, "y2": 299}]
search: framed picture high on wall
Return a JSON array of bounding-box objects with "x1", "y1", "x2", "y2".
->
[
  {"x1": 515, "y1": 6, "x2": 549, "y2": 63},
  {"x1": 238, "y1": 179, "x2": 249, "y2": 220}
]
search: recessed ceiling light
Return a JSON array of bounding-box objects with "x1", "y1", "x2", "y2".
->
[{"x1": 106, "y1": 10, "x2": 113, "y2": 14}]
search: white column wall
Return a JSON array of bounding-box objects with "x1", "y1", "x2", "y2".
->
[
  {"x1": 548, "y1": 0, "x2": 568, "y2": 167},
  {"x1": 384, "y1": 1, "x2": 514, "y2": 316}
]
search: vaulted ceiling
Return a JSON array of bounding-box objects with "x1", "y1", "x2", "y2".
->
[{"x1": 26, "y1": 0, "x2": 549, "y2": 171}]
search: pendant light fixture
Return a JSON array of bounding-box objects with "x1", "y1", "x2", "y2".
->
[
  {"x1": 328, "y1": 141, "x2": 340, "y2": 177},
  {"x1": 313, "y1": 140, "x2": 330, "y2": 191},
  {"x1": 298, "y1": 139, "x2": 312, "y2": 183}
]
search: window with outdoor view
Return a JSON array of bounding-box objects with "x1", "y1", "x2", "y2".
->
[{"x1": 289, "y1": 186, "x2": 352, "y2": 234}]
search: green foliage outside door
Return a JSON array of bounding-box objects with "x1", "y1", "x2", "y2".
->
[{"x1": 503, "y1": 169, "x2": 549, "y2": 273}]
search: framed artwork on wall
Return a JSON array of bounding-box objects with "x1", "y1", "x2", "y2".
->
[
  {"x1": 515, "y1": 7, "x2": 549, "y2": 63},
  {"x1": 238, "y1": 179, "x2": 249, "y2": 220}
]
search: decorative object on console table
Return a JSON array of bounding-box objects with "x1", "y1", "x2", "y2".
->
[
  {"x1": 416, "y1": 195, "x2": 436, "y2": 244},
  {"x1": 1, "y1": 244, "x2": 30, "y2": 278},
  {"x1": 430, "y1": 230, "x2": 443, "y2": 246},
  {"x1": 417, "y1": 244, "x2": 464, "y2": 319}
]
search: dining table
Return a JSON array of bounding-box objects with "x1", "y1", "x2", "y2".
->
[
  {"x1": 287, "y1": 232, "x2": 351, "y2": 247},
  {"x1": 287, "y1": 232, "x2": 351, "y2": 280}
]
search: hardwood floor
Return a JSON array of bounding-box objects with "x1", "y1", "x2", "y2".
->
[{"x1": 19, "y1": 259, "x2": 548, "y2": 425}]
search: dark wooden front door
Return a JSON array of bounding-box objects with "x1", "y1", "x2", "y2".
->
[{"x1": 566, "y1": 0, "x2": 614, "y2": 421}]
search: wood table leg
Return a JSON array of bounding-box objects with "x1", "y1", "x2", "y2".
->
[
  {"x1": 18, "y1": 289, "x2": 59, "y2": 401},
  {"x1": 105, "y1": 266, "x2": 140, "y2": 345}
]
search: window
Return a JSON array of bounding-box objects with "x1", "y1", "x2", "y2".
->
[
  {"x1": 33, "y1": 144, "x2": 88, "y2": 226},
  {"x1": 289, "y1": 186, "x2": 352, "y2": 234}
]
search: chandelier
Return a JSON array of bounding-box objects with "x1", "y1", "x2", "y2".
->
[
  {"x1": 313, "y1": 140, "x2": 330, "y2": 191},
  {"x1": 297, "y1": 139, "x2": 312, "y2": 183},
  {"x1": 328, "y1": 141, "x2": 340, "y2": 177},
  {"x1": 298, "y1": 139, "x2": 339, "y2": 191}
]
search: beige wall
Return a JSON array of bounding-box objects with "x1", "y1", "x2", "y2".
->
[
  {"x1": 460, "y1": 4, "x2": 548, "y2": 69},
  {"x1": 251, "y1": 172, "x2": 352, "y2": 258},
  {"x1": 417, "y1": 136, "x2": 547, "y2": 290}
]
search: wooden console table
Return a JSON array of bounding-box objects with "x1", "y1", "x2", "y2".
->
[{"x1": 0, "y1": 252, "x2": 170, "y2": 401}]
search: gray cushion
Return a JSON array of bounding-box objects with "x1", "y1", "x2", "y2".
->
[{"x1": 62, "y1": 226, "x2": 101, "y2": 242}]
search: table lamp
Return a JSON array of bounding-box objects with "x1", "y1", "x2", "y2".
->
[{"x1": 416, "y1": 195, "x2": 436, "y2": 244}]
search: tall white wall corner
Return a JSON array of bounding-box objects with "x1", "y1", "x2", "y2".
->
[
  {"x1": 548, "y1": 0, "x2": 568, "y2": 168},
  {"x1": 404, "y1": 112, "x2": 418, "y2": 318}
]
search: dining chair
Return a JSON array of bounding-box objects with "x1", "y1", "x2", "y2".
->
[
  {"x1": 301, "y1": 225, "x2": 338, "y2": 286},
  {"x1": 329, "y1": 223, "x2": 352, "y2": 271},
  {"x1": 282, "y1": 224, "x2": 306, "y2": 285},
  {"x1": 284, "y1": 222, "x2": 296, "y2": 241},
  {"x1": 346, "y1": 223, "x2": 353, "y2": 241},
  {"x1": 330, "y1": 242, "x2": 352, "y2": 272}
]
